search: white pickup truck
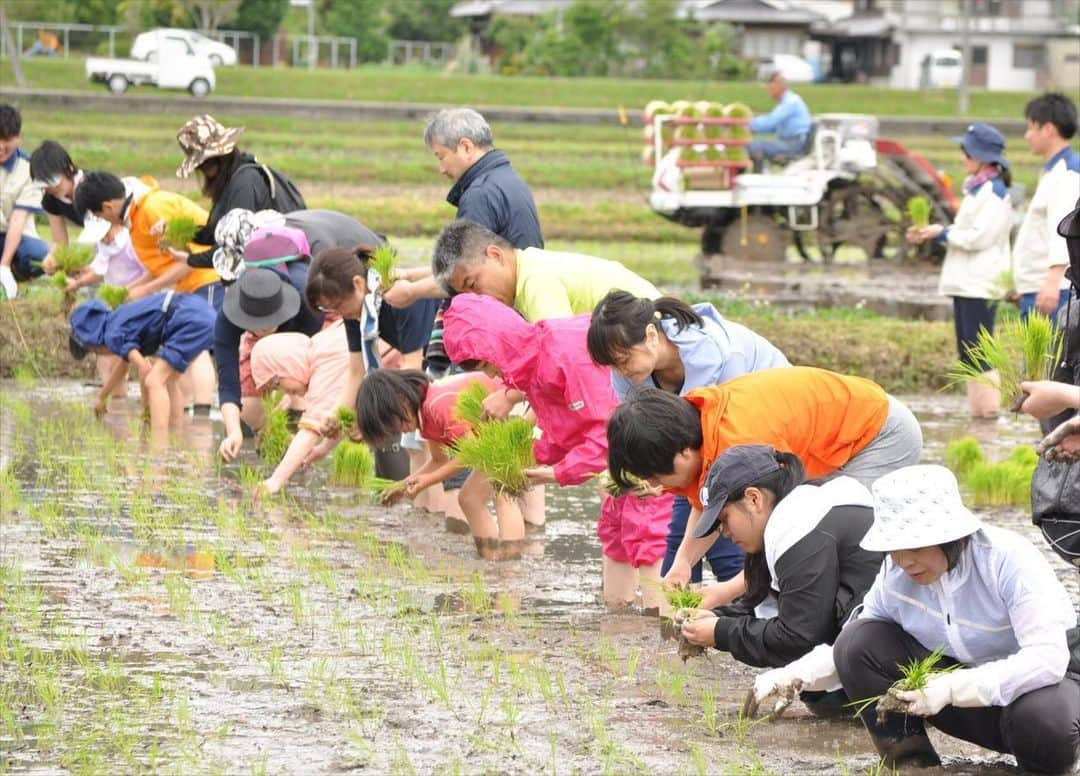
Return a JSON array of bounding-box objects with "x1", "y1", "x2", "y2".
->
[{"x1": 85, "y1": 49, "x2": 216, "y2": 97}]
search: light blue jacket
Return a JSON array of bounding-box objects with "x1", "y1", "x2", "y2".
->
[
  {"x1": 749, "y1": 90, "x2": 812, "y2": 140},
  {"x1": 611, "y1": 302, "x2": 790, "y2": 400},
  {"x1": 859, "y1": 524, "x2": 1076, "y2": 706}
]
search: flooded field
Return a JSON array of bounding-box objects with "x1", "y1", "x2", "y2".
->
[{"x1": 1, "y1": 382, "x2": 1075, "y2": 775}]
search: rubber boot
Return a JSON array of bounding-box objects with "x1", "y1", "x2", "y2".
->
[{"x1": 867, "y1": 728, "x2": 941, "y2": 769}]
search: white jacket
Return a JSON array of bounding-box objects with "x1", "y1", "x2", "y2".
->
[
  {"x1": 937, "y1": 176, "x2": 1012, "y2": 300},
  {"x1": 858, "y1": 524, "x2": 1075, "y2": 706},
  {"x1": 1013, "y1": 147, "x2": 1080, "y2": 294}
]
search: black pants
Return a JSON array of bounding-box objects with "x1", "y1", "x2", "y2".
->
[{"x1": 834, "y1": 618, "x2": 1080, "y2": 775}]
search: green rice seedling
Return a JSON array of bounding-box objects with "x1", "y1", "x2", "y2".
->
[
  {"x1": 368, "y1": 476, "x2": 407, "y2": 503},
  {"x1": 947, "y1": 313, "x2": 1063, "y2": 408},
  {"x1": 665, "y1": 585, "x2": 703, "y2": 610},
  {"x1": 849, "y1": 645, "x2": 960, "y2": 723},
  {"x1": 51, "y1": 243, "x2": 94, "y2": 274},
  {"x1": 96, "y1": 284, "x2": 129, "y2": 309},
  {"x1": 989, "y1": 267, "x2": 1017, "y2": 301},
  {"x1": 944, "y1": 436, "x2": 984, "y2": 479},
  {"x1": 337, "y1": 406, "x2": 357, "y2": 432},
  {"x1": 965, "y1": 459, "x2": 1033, "y2": 506},
  {"x1": 332, "y1": 440, "x2": 375, "y2": 487},
  {"x1": 50, "y1": 270, "x2": 70, "y2": 289},
  {"x1": 369, "y1": 244, "x2": 398, "y2": 291},
  {"x1": 163, "y1": 216, "x2": 199, "y2": 249},
  {"x1": 256, "y1": 405, "x2": 293, "y2": 463},
  {"x1": 1008, "y1": 444, "x2": 1038, "y2": 468},
  {"x1": 906, "y1": 196, "x2": 932, "y2": 229},
  {"x1": 723, "y1": 102, "x2": 753, "y2": 141},
  {"x1": 451, "y1": 416, "x2": 536, "y2": 495},
  {"x1": 454, "y1": 380, "x2": 490, "y2": 428}
]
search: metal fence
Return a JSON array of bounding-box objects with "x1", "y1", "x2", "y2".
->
[{"x1": 389, "y1": 39, "x2": 456, "y2": 67}]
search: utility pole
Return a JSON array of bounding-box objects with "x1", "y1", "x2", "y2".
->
[
  {"x1": 0, "y1": 2, "x2": 26, "y2": 87},
  {"x1": 958, "y1": 0, "x2": 971, "y2": 116}
]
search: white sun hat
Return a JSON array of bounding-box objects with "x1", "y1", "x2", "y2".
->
[{"x1": 861, "y1": 464, "x2": 982, "y2": 552}]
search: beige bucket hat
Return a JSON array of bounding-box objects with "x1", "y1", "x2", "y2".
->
[
  {"x1": 176, "y1": 114, "x2": 245, "y2": 178},
  {"x1": 861, "y1": 464, "x2": 982, "y2": 553}
]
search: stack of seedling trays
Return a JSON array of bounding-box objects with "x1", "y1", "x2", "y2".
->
[{"x1": 643, "y1": 100, "x2": 753, "y2": 190}]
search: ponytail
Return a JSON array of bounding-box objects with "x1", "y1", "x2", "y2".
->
[{"x1": 587, "y1": 290, "x2": 703, "y2": 366}]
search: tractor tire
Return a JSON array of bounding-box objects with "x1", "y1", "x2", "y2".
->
[
  {"x1": 700, "y1": 223, "x2": 726, "y2": 255},
  {"x1": 720, "y1": 213, "x2": 787, "y2": 263}
]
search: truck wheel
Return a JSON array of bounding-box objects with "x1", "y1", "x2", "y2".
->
[
  {"x1": 107, "y1": 74, "x2": 129, "y2": 94},
  {"x1": 209, "y1": 54, "x2": 223, "y2": 67},
  {"x1": 189, "y1": 78, "x2": 211, "y2": 98}
]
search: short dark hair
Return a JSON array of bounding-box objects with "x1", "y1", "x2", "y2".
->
[
  {"x1": 29, "y1": 140, "x2": 78, "y2": 184},
  {"x1": 431, "y1": 219, "x2": 513, "y2": 293},
  {"x1": 304, "y1": 244, "x2": 378, "y2": 312},
  {"x1": 356, "y1": 369, "x2": 429, "y2": 446},
  {"x1": 73, "y1": 170, "x2": 125, "y2": 216},
  {"x1": 0, "y1": 104, "x2": 21, "y2": 139},
  {"x1": 1024, "y1": 93, "x2": 1077, "y2": 140},
  {"x1": 587, "y1": 291, "x2": 703, "y2": 366},
  {"x1": 606, "y1": 386, "x2": 703, "y2": 490},
  {"x1": 940, "y1": 535, "x2": 971, "y2": 572}
]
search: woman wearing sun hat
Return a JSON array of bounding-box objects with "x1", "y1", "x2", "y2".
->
[
  {"x1": 172, "y1": 114, "x2": 305, "y2": 270},
  {"x1": 908, "y1": 123, "x2": 1014, "y2": 418},
  {"x1": 744, "y1": 464, "x2": 1080, "y2": 773}
]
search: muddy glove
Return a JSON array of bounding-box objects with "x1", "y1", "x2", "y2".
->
[
  {"x1": 890, "y1": 669, "x2": 990, "y2": 717},
  {"x1": 0, "y1": 266, "x2": 17, "y2": 299},
  {"x1": 742, "y1": 643, "x2": 839, "y2": 719},
  {"x1": 1037, "y1": 415, "x2": 1080, "y2": 464}
]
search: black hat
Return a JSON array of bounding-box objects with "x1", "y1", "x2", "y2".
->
[
  {"x1": 692, "y1": 445, "x2": 780, "y2": 539},
  {"x1": 221, "y1": 267, "x2": 301, "y2": 331}
]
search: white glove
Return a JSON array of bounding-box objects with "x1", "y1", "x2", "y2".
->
[
  {"x1": 891, "y1": 669, "x2": 990, "y2": 717},
  {"x1": 0, "y1": 266, "x2": 17, "y2": 299},
  {"x1": 743, "y1": 643, "x2": 840, "y2": 719}
]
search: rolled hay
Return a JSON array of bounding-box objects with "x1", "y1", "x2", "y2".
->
[
  {"x1": 332, "y1": 440, "x2": 375, "y2": 487},
  {"x1": 163, "y1": 216, "x2": 200, "y2": 249},
  {"x1": 96, "y1": 284, "x2": 129, "y2": 310},
  {"x1": 50, "y1": 243, "x2": 94, "y2": 275},
  {"x1": 945, "y1": 436, "x2": 985, "y2": 480},
  {"x1": 369, "y1": 244, "x2": 397, "y2": 291},
  {"x1": 451, "y1": 416, "x2": 536, "y2": 496}
]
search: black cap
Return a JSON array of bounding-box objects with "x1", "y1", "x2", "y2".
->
[{"x1": 692, "y1": 445, "x2": 780, "y2": 539}]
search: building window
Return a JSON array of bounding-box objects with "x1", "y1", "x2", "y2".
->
[{"x1": 1013, "y1": 44, "x2": 1046, "y2": 69}]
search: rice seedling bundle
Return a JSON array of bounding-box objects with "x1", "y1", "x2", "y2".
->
[
  {"x1": 965, "y1": 452, "x2": 1035, "y2": 507},
  {"x1": 643, "y1": 100, "x2": 672, "y2": 120},
  {"x1": 50, "y1": 271, "x2": 70, "y2": 289},
  {"x1": 369, "y1": 244, "x2": 397, "y2": 291},
  {"x1": 703, "y1": 102, "x2": 725, "y2": 138},
  {"x1": 163, "y1": 216, "x2": 199, "y2": 249},
  {"x1": 946, "y1": 313, "x2": 1063, "y2": 407},
  {"x1": 849, "y1": 646, "x2": 960, "y2": 724},
  {"x1": 51, "y1": 243, "x2": 94, "y2": 274},
  {"x1": 256, "y1": 394, "x2": 293, "y2": 462},
  {"x1": 723, "y1": 103, "x2": 752, "y2": 141},
  {"x1": 451, "y1": 416, "x2": 536, "y2": 496},
  {"x1": 944, "y1": 436, "x2": 984, "y2": 479},
  {"x1": 989, "y1": 267, "x2": 1016, "y2": 300},
  {"x1": 368, "y1": 476, "x2": 407, "y2": 503},
  {"x1": 96, "y1": 284, "x2": 129, "y2": 310},
  {"x1": 337, "y1": 406, "x2": 357, "y2": 433},
  {"x1": 332, "y1": 440, "x2": 375, "y2": 487},
  {"x1": 453, "y1": 381, "x2": 489, "y2": 428},
  {"x1": 906, "y1": 196, "x2": 932, "y2": 229},
  {"x1": 666, "y1": 585, "x2": 703, "y2": 610}
]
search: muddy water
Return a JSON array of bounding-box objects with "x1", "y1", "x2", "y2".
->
[{"x1": 1, "y1": 383, "x2": 1075, "y2": 775}]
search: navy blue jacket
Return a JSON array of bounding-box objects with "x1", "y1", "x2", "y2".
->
[{"x1": 447, "y1": 149, "x2": 544, "y2": 249}]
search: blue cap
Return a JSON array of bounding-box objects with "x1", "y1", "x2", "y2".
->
[
  {"x1": 69, "y1": 299, "x2": 111, "y2": 359},
  {"x1": 950, "y1": 123, "x2": 1008, "y2": 169},
  {"x1": 693, "y1": 445, "x2": 781, "y2": 539}
]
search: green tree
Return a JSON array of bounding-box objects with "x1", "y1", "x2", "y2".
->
[
  {"x1": 231, "y1": 0, "x2": 288, "y2": 39},
  {"x1": 386, "y1": 0, "x2": 463, "y2": 42},
  {"x1": 321, "y1": 0, "x2": 387, "y2": 61}
]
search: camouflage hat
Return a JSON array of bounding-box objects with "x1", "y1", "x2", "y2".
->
[{"x1": 176, "y1": 114, "x2": 245, "y2": 178}]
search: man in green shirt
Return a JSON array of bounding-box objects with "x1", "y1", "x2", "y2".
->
[{"x1": 386, "y1": 218, "x2": 658, "y2": 322}]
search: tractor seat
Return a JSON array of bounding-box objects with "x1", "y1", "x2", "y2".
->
[{"x1": 767, "y1": 122, "x2": 818, "y2": 167}]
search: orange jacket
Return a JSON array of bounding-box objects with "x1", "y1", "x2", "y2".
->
[
  {"x1": 128, "y1": 178, "x2": 217, "y2": 293},
  {"x1": 676, "y1": 366, "x2": 889, "y2": 510}
]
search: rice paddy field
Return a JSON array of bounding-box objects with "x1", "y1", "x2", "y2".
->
[{"x1": 1, "y1": 382, "x2": 1076, "y2": 775}]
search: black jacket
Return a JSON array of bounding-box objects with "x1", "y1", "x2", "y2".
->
[
  {"x1": 447, "y1": 149, "x2": 543, "y2": 250},
  {"x1": 190, "y1": 152, "x2": 306, "y2": 267},
  {"x1": 712, "y1": 480, "x2": 882, "y2": 669}
]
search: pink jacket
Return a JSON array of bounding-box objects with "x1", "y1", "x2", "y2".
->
[{"x1": 443, "y1": 293, "x2": 616, "y2": 486}]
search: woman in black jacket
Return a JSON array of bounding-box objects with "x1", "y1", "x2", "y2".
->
[
  {"x1": 174, "y1": 114, "x2": 305, "y2": 269},
  {"x1": 678, "y1": 445, "x2": 883, "y2": 681}
]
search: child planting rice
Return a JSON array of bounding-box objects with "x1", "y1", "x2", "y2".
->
[
  {"x1": 355, "y1": 368, "x2": 544, "y2": 557},
  {"x1": 745, "y1": 465, "x2": 1080, "y2": 774},
  {"x1": 443, "y1": 293, "x2": 674, "y2": 607},
  {"x1": 68, "y1": 292, "x2": 215, "y2": 432},
  {"x1": 248, "y1": 321, "x2": 351, "y2": 498}
]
